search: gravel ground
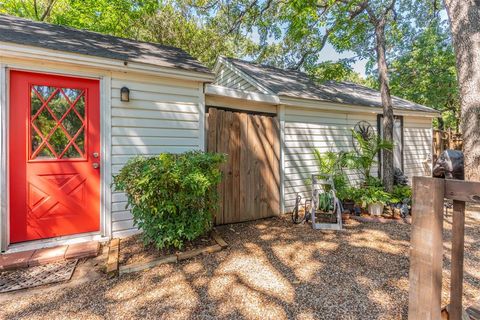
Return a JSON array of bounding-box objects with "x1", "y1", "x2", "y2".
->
[{"x1": 0, "y1": 209, "x2": 478, "y2": 320}]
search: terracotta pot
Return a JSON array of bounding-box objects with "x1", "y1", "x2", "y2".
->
[{"x1": 342, "y1": 211, "x2": 351, "y2": 222}]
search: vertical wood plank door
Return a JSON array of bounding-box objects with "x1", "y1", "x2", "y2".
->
[
  {"x1": 207, "y1": 108, "x2": 280, "y2": 224},
  {"x1": 9, "y1": 70, "x2": 101, "y2": 243}
]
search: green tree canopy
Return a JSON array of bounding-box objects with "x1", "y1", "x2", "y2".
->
[
  {"x1": 388, "y1": 21, "x2": 459, "y2": 130},
  {"x1": 0, "y1": 0, "x2": 253, "y2": 67}
]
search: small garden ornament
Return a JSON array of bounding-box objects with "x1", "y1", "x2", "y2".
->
[{"x1": 393, "y1": 167, "x2": 409, "y2": 186}]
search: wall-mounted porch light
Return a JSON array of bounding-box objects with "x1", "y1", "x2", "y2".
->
[{"x1": 120, "y1": 87, "x2": 130, "y2": 102}]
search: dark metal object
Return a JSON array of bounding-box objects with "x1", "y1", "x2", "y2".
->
[
  {"x1": 352, "y1": 120, "x2": 374, "y2": 155},
  {"x1": 291, "y1": 194, "x2": 305, "y2": 224},
  {"x1": 394, "y1": 167, "x2": 409, "y2": 186},
  {"x1": 432, "y1": 149, "x2": 465, "y2": 180}
]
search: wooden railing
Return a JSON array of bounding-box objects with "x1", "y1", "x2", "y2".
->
[{"x1": 408, "y1": 177, "x2": 480, "y2": 320}]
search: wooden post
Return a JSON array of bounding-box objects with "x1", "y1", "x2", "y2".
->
[
  {"x1": 408, "y1": 177, "x2": 445, "y2": 320},
  {"x1": 434, "y1": 130, "x2": 443, "y2": 159},
  {"x1": 449, "y1": 200, "x2": 466, "y2": 320}
]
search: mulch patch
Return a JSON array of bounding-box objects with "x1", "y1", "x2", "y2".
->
[{"x1": 119, "y1": 233, "x2": 217, "y2": 266}]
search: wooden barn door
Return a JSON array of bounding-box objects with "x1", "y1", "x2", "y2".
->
[{"x1": 207, "y1": 107, "x2": 280, "y2": 225}]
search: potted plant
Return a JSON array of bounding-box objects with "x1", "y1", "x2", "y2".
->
[
  {"x1": 358, "y1": 186, "x2": 391, "y2": 216},
  {"x1": 338, "y1": 186, "x2": 358, "y2": 213}
]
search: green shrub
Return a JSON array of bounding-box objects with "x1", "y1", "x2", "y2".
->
[
  {"x1": 357, "y1": 186, "x2": 392, "y2": 208},
  {"x1": 390, "y1": 185, "x2": 413, "y2": 204},
  {"x1": 113, "y1": 151, "x2": 226, "y2": 249}
]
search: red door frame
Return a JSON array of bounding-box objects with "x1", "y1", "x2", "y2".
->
[{"x1": 8, "y1": 70, "x2": 101, "y2": 243}]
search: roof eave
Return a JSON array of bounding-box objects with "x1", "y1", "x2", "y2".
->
[
  {"x1": 278, "y1": 95, "x2": 440, "y2": 118},
  {"x1": 0, "y1": 41, "x2": 215, "y2": 82}
]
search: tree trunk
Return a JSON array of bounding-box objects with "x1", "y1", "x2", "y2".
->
[
  {"x1": 375, "y1": 20, "x2": 395, "y2": 192},
  {"x1": 444, "y1": 0, "x2": 480, "y2": 181}
]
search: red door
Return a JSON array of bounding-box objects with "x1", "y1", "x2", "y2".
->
[{"x1": 9, "y1": 71, "x2": 100, "y2": 243}]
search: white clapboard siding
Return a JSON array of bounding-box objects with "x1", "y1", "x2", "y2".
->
[
  {"x1": 403, "y1": 117, "x2": 433, "y2": 181},
  {"x1": 283, "y1": 106, "x2": 377, "y2": 212},
  {"x1": 111, "y1": 77, "x2": 202, "y2": 236},
  {"x1": 214, "y1": 65, "x2": 260, "y2": 92}
]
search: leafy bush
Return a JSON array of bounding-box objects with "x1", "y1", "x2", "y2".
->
[
  {"x1": 357, "y1": 186, "x2": 392, "y2": 208},
  {"x1": 364, "y1": 176, "x2": 383, "y2": 188},
  {"x1": 113, "y1": 151, "x2": 226, "y2": 249},
  {"x1": 390, "y1": 185, "x2": 413, "y2": 204}
]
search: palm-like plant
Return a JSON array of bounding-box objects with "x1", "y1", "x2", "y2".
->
[
  {"x1": 348, "y1": 130, "x2": 393, "y2": 181},
  {"x1": 312, "y1": 150, "x2": 350, "y2": 199}
]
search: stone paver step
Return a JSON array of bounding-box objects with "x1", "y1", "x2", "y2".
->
[{"x1": 0, "y1": 241, "x2": 100, "y2": 271}]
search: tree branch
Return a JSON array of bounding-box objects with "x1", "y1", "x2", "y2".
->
[
  {"x1": 292, "y1": 29, "x2": 331, "y2": 70},
  {"x1": 227, "y1": 0, "x2": 260, "y2": 34},
  {"x1": 33, "y1": 0, "x2": 39, "y2": 20},
  {"x1": 40, "y1": 0, "x2": 56, "y2": 21}
]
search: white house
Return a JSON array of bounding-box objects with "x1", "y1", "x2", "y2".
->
[
  {"x1": 0, "y1": 15, "x2": 438, "y2": 252},
  {"x1": 0, "y1": 15, "x2": 214, "y2": 252},
  {"x1": 207, "y1": 57, "x2": 437, "y2": 215}
]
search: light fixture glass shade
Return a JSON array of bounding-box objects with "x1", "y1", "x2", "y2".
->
[{"x1": 120, "y1": 87, "x2": 130, "y2": 102}]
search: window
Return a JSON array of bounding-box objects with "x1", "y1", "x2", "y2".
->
[{"x1": 30, "y1": 85, "x2": 86, "y2": 160}]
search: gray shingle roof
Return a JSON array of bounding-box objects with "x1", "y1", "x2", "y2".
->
[
  {"x1": 225, "y1": 58, "x2": 438, "y2": 113},
  {"x1": 0, "y1": 14, "x2": 212, "y2": 75}
]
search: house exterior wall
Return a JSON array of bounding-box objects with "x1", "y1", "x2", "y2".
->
[
  {"x1": 403, "y1": 116, "x2": 433, "y2": 181},
  {"x1": 110, "y1": 74, "x2": 205, "y2": 237},
  {"x1": 282, "y1": 105, "x2": 378, "y2": 212},
  {"x1": 0, "y1": 52, "x2": 207, "y2": 250}
]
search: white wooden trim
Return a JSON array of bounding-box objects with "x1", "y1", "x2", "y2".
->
[
  {"x1": 2, "y1": 62, "x2": 104, "y2": 80},
  {"x1": 214, "y1": 57, "x2": 273, "y2": 94},
  {"x1": 1, "y1": 42, "x2": 215, "y2": 82},
  {"x1": 198, "y1": 83, "x2": 206, "y2": 151},
  {"x1": 5, "y1": 233, "x2": 109, "y2": 253},
  {"x1": 279, "y1": 96, "x2": 440, "y2": 118},
  {"x1": 101, "y1": 75, "x2": 113, "y2": 238},
  {"x1": 0, "y1": 64, "x2": 8, "y2": 252},
  {"x1": 205, "y1": 84, "x2": 280, "y2": 104},
  {"x1": 279, "y1": 104, "x2": 286, "y2": 215},
  {"x1": 112, "y1": 228, "x2": 142, "y2": 239}
]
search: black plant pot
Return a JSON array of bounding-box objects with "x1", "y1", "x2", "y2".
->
[{"x1": 342, "y1": 200, "x2": 355, "y2": 213}]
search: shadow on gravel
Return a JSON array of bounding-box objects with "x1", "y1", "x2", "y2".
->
[{"x1": 1, "y1": 210, "x2": 479, "y2": 320}]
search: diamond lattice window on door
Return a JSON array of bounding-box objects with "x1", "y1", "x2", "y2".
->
[{"x1": 30, "y1": 85, "x2": 86, "y2": 160}]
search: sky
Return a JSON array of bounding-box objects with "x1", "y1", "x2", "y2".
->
[
  {"x1": 318, "y1": 42, "x2": 368, "y2": 77},
  {"x1": 249, "y1": 26, "x2": 369, "y2": 77}
]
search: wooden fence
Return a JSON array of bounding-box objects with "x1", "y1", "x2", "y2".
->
[
  {"x1": 433, "y1": 129, "x2": 463, "y2": 160},
  {"x1": 207, "y1": 107, "x2": 280, "y2": 225},
  {"x1": 408, "y1": 177, "x2": 480, "y2": 320}
]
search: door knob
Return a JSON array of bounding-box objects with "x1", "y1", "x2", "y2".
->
[
  {"x1": 92, "y1": 152, "x2": 99, "y2": 158},
  {"x1": 92, "y1": 163, "x2": 100, "y2": 169}
]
